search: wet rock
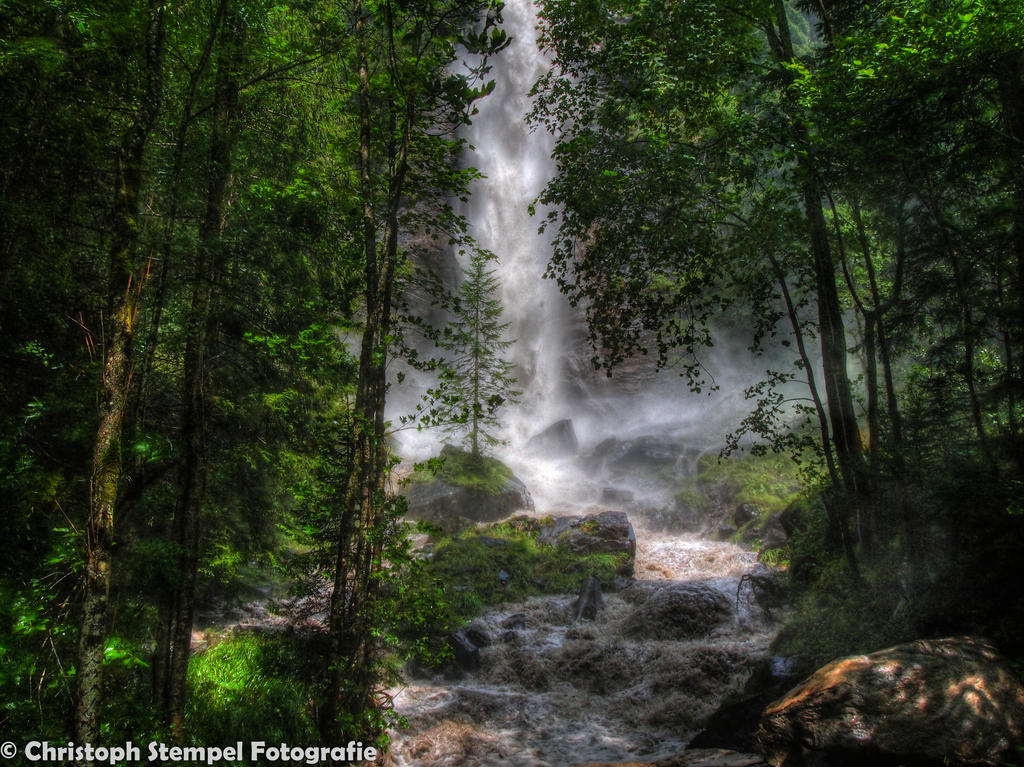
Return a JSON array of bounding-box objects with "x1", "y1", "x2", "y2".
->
[
  {"x1": 403, "y1": 473, "x2": 533, "y2": 535},
  {"x1": 622, "y1": 582, "x2": 731, "y2": 640},
  {"x1": 501, "y1": 612, "x2": 527, "y2": 630},
  {"x1": 463, "y1": 621, "x2": 491, "y2": 648},
  {"x1": 525, "y1": 418, "x2": 578, "y2": 456},
  {"x1": 756, "y1": 516, "x2": 788, "y2": 551},
  {"x1": 590, "y1": 435, "x2": 681, "y2": 475},
  {"x1": 755, "y1": 636, "x2": 1024, "y2": 767},
  {"x1": 537, "y1": 510, "x2": 637, "y2": 575},
  {"x1": 691, "y1": 654, "x2": 811, "y2": 753},
  {"x1": 734, "y1": 503, "x2": 759, "y2": 527},
  {"x1": 573, "y1": 574, "x2": 604, "y2": 621},
  {"x1": 448, "y1": 630, "x2": 481, "y2": 673},
  {"x1": 736, "y1": 572, "x2": 788, "y2": 619},
  {"x1": 716, "y1": 525, "x2": 738, "y2": 541}
]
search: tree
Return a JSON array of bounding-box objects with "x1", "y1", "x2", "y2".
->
[
  {"x1": 434, "y1": 249, "x2": 520, "y2": 458},
  {"x1": 320, "y1": 0, "x2": 508, "y2": 742},
  {"x1": 74, "y1": 0, "x2": 166, "y2": 743}
]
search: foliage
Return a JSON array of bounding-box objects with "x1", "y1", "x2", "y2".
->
[{"x1": 419, "y1": 249, "x2": 521, "y2": 457}]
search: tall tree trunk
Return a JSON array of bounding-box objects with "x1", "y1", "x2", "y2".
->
[
  {"x1": 998, "y1": 52, "x2": 1024, "y2": 470},
  {"x1": 322, "y1": 0, "x2": 414, "y2": 738},
  {"x1": 767, "y1": 1, "x2": 867, "y2": 500},
  {"x1": 75, "y1": 0, "x2": 165, "y2": 748},
  {"x1": 165, "y1": 21, "x2": 239, "y2": 738}
]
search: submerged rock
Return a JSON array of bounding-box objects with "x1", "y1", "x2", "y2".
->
[
  {"x1": 755, "y1": 636, "x2": 1024, "y2": 767},
  {"x1": 621, "y1": 582, "x2": 731, "y2": 640}
]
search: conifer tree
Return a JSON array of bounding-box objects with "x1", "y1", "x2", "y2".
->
[{"x1": 437, "y1": 249, "x2": 520, "y2": 459}]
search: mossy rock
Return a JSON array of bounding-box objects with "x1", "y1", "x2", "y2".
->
[{"x1": 403, "y1": 447, "x2": 534, "y2": 534}]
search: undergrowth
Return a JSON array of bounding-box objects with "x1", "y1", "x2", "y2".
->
[{"x1": 186, "y1": 634, "x2": 319, "y2": 745}]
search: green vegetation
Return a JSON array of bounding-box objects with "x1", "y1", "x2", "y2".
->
[
  {"x1": 423, "y1": 520, "x2": 627, "y2": 623},
  {"x1": 690, "y1": 451, "x2": 805, "y2": 517},
  {"x1": 408, "y1": 445, "x2": 514, "y2": 495},
  {"x1": 187, "y1": 635, "x2": 319, "y2": 745}
]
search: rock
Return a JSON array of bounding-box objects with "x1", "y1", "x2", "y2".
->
[
  {"x1": 591, "y1": 435, "x2": 680, "y2": 474},
  {"x1": 601, "y1": 486, "x2": 635, "y2": 505},
  {"x1": 403, "y1": 474, "x2": 533, "y2": 534},
  {"x1": 755, "y1": 636, "x2": 1024, "y2": 767},
  {"x1": 448, "y1": 630, "x2": 481, "y2": 673},
  {"x1": 691, "y1": 655, "x2": 812, "y2": 753},
  {"x1": 573, "y1": 574, "x2": 604, "y2": 621},
  {"x1": 756, "y1": 516, "x2": 788, "y2": 551},
  {"x1": 537, "y1": 510, "x2": 637, "y2": 575},
  {"x1": 526, "y1": 418, "x2": 579, "y2": 456},
  {"x1": 716, "y1": 525, "x2": 738, "y2": 541},
  {"x1": 497, "y1": 569, "x2": 510, "y2": 586},
  {"x1": 501, "y1": 612, "x2": 527, "y2": 630},
  {"x1": 463, "y1": 621, "x2": 491, "y2": 648},
  {"x1": 575, "y1": 749, "x2": 768, "y2": 766},
  {"x1": 736, "y1": 572, "x2": 788, "y2": 620},
  {"x1": 622, "y1": 582, "x2": 731, "y2": 640},
  {"x1": 734, "y1": 503, "x2": 759, "y2": 527}
]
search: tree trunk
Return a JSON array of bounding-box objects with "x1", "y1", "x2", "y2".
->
[
  {"x1": 165, "y1": 22, "x2": 239, "y2": 738},
  {"x1": 322, "y1": 0, "x2": 414, "y2": 739},
  {"x1": 75, "y1": 0, "x2": 164, "y2": 748}
]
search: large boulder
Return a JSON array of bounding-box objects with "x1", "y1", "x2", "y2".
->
[
  {"x1": 755, "y1": 636, "x2": 1024, "y2": 767},
  {"x1": 537, "y1": 510, "x2": 637, "y2": 575},
  {"x1": 525, "y1": 418, "x2": 579, "y2": 456},
  {"x1": 404, "y1": 473, "x2": 533, "y2": 535},
  {"x1": 621, "y1": 582, "x2": 731, "y2": 640}
]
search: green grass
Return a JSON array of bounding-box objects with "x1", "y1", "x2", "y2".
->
[
  {"x1": 691, "y1": 450, "x2": 804, "y2": 514},
  {"x1": 186, "y1": 634, "x2": 318, "y2": 745}
]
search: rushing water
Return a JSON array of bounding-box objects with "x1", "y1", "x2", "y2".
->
[{"x1": 386, "y1": 536, "x2": 777, "y2": 766}]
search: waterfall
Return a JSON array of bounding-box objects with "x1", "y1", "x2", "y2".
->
[
  {"x1": 384, "y1": 6, "x2": 786, "y2": 763},
  {"x1": 453, "y1": 0, "x2": 581, "y2": 442}
]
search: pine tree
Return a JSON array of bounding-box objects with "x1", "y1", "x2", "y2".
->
[{"x1": 438, "y1": 249, "x2": 520, "y2": 459}]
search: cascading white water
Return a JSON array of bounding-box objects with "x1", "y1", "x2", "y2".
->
[
  {"x1": 385, "y1": 3, "x2": 785, "y2": 764},
  {"x1": 387, "y1": 0, "x2": 774, "y2": 513}
]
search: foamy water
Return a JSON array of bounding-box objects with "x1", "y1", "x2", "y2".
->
[{"x1": 386, "y1": 533, "x2": 778, "y2": 766}]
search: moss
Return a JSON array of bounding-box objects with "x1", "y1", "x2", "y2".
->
[
  {"x1": 407, "y1": 445, "x2": 514, "y2": 495},
  {"x1": 423, "y1": 521, "x2": 623, "y2": 623}
]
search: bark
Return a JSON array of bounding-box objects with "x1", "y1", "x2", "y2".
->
[
  {"x1": 75, "y1": 0, "x2": 164, "y2": 748},
  {"x1": 164, "y1": 19, "x2": 239, "y2": 738},
  {"x1": 322, "y1": 0, "x2": 414, "y2": 739},
  {"x1": 767, "y1": 1, "x2": 867, "y2": 501}
]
